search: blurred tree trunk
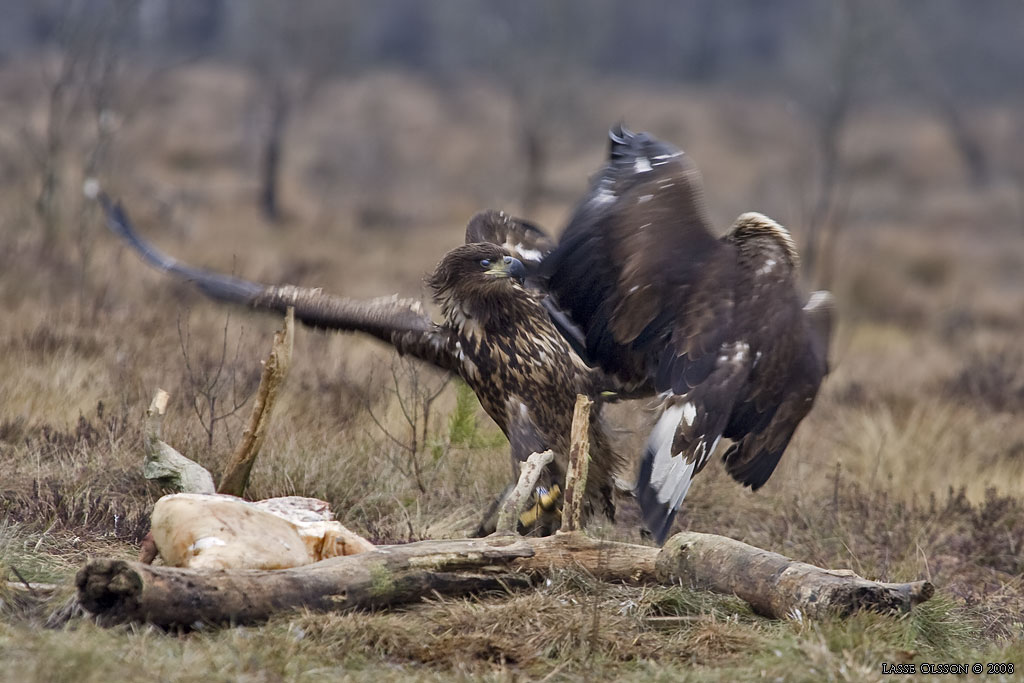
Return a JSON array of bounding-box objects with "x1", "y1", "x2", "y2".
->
[
  {"x1": 259, "y1": 77, "x2": 290, "y2": 224},
  {"x1": 888, "y1": 2, "x2": 990, "y2": 188},
  {"x1": 519, "y1": 114, "x2": 546, "y2": 217},
  {"x1": 800, "y1": 0, "x2": 862, "y2": 289}
]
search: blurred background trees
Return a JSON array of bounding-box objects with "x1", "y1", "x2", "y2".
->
[{"x1": 2, "y1": 0, "x2": 1021, "y2": 276}]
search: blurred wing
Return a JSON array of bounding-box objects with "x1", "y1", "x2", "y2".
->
[
  {"x1": 99, "y1": 194, "x2": 459, "y2": 372},
  {"x1": 464, "y1": 209, "x2": 555, "y2": 273},
  {"x1": 721, "y1": 390, "x2": 808, "y2": 489},
  {"x1": 543, "y1": 125, "x2": 736, "y2": 392},
  {"x1": 803, "y1": 290, "x2": 836, "y2": 366},
  {"x1": 100, "y1": 193, "x2": 264, "y2": 303},
  {"x1": 721, "y1": 290, "x2": 834, "y2": 488}
]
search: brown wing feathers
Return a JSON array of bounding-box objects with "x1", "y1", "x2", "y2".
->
[
  {"x1": 544, "y1": 126, "x2": 731, "y2": 392},
  {"x1": 544, "y1": 126, "x2": 833, "y2": 543},
  {"x1": 464, "y1": 209, "x2": 555, "y2": 274},
  {"x1": 99, "y1": 195, "x2": 457, "y2": 372}
]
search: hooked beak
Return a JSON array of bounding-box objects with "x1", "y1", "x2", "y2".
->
[{"x1": 487, "y1": 255, "x2": 527, "y2": 284}]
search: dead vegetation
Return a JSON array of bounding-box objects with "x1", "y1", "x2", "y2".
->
[{"x1": 2, "y1": 56, "x2": 1024, "y2": 680}]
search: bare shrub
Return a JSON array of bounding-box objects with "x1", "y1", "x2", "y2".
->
[
  {"x1": 364, "y1": 356, "x2": 452, "y2": 495},
  {"x1": 945, "y1": 347, "x2": 1024, "y2": 413},
  {"x1": 176, "y1": 313, "x2": 260, "y2": 450}
]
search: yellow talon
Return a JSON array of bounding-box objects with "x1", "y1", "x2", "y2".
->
[
  {"x1": 518, "y1": 484, "x2": 562, "y2": 528},
  {"x1": 537, "y1": 484, "x2": 561, "y2": 511}
]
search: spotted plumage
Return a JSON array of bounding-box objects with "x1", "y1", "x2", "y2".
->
[
  {"x1": 424, "y1": 242, "x2": 624, "y2": 528},
  {"x1": 99, "y1": 200, "x2": 624, "y2": 534}
]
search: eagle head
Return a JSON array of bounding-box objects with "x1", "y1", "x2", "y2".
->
[{"x1": 428, "y1": 243, "x2": 528, "y2": 328}]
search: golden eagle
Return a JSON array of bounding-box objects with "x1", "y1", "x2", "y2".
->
[{"x1": 97, "y1": 125, "x2": 833, "y2": 543}]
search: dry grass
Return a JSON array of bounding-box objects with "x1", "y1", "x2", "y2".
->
[{"x1": 2, "y1": 60, "x2": 1024, "y2": 680}]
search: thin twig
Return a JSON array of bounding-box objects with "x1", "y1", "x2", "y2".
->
[
  {"x1": 218, "y1": 307, "x2": 294, "y2": 497},
  {"x1": 8, "y1": 565, "x2": 34, "y2": 593}
]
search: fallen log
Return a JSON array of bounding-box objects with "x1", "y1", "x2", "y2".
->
[
  {"x1": 656, "y1": 532, "x2": 935, "y2": 619},
  {"x1": 78, "y1": 537, "x2": 536, "y2": 627},
  {"x1": 76, "y1": 531, "x2": 931, "y2": 627}
]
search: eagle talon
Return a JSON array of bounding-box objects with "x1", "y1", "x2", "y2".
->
[{"x1": 518, "y1": 484, "x2": 562, "y2": 533}]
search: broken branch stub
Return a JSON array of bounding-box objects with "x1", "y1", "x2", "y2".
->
[
  {"x1": 559, "y1": 394, "x2": 592, "y2": 533},
  {"x1": 496, "y1": 449, "x2": 554, "y2": 534},
  {"x1": 218, "y1": 307, "x2": 294, "y2": 497}
]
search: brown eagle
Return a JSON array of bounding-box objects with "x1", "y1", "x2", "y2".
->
[
  {"x1": 541, "y1": 126, "x2": 834, "y2": 542},
  {"x1": 99, "y1": 199, "x2": 624, "y2": 535},
  {"x1": 97, "y1": 125, "x2": 833, "y2": 543}
]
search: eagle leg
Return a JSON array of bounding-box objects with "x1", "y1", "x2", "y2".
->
[{"x1": 472, "y1": 484, "x2": 562, "y2": 537}]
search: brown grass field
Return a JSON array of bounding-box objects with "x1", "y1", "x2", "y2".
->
[{"x1": 2, "y1": 61, "x2": 1024, "y2": 681}]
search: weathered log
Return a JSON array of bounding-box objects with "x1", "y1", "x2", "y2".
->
[
  {"x1": 78, "y1": 529, "x2": 930, "y2": 627},
  {"x1": 495, "y1": 449, "x2": 554, "y2": 534},
  {"x1": 514, "y1": 532, "x2": 659, "y2": 584},
  {"x1": 559, "y1": 395, "x2": 592, "y2": 533},
  {"x1": 218, "y1": 307, "x2": 294, "y2": 496},
  {"x1": 656, "y1": 532, "x2": 935, "y2": 619},
  {"x1": 77, "y1": 534, "x2": 662, "y2": 627},
  {"x1": 77, "y1": 537, "x2": 537, "y2": 627},
  {"x1": 141, "y1": 389, "x2": 216, "y2": 494}
]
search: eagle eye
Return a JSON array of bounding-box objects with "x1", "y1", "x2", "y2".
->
[{"x1": 479, "y1": 259, "x2": 491, "y2": 268}]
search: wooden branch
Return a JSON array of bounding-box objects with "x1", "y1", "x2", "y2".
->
[
  {"x1": 3, "y1": 581, "x2": 61, "y2": 598},
  {"x1": 142, "y1": 389, "x2": 215, "y2": 494},
  {"x1": 513, "y1": 532, "x2": 659, "y2": 584},
  {"x1": 77, "y1": 531, "x2": 932, "y2": 628},
  {"x1": 218, "y1": 307, "x2": 294, "y2": 496},
  {"x1": 559, "y1": 394, "x2": 592, "y2": 533},
  {"x1": 78, "y1": 537, "x2": 537, "y2": 627},
  {"x1": 77, "y1": 534, "x2": 659, "y2": 628},
  {"x1": 495, "y1": 449, "x2": 554, "y2": 534},
  {"x1": 656, "y1": 532, "x2": 935, "y2": 619}
]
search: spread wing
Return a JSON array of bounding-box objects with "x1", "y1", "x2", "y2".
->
[
  {"x1": 636, "y1": 341, "x2": 751, "y2": 542},
  {"x1": 543, "y1": 125, "x2": 737, "y2": 392},
  {"x1": 98, "y1": 194, "x2": 459, "y2": 372}
]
